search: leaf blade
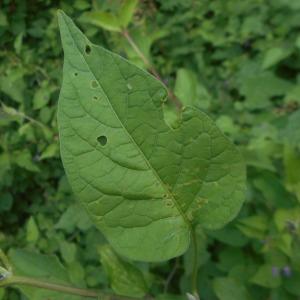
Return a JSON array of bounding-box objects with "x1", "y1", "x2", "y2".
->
[{"x1": 57, "y1": 11, "x2": 246, "y2": 262}]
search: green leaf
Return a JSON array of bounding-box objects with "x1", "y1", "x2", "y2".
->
[
  {"x1": 274, "y1": 207, "x2": 300, "y2": 232},
  {"x1": 13, "y1": 150, "x2": 40, "y2": 172},
  {"x1": 119, "y1": 0, "x2": 138, "y2": 28},
  {"x1": 80, "y1": 0, "x2": 137, "y2": 31},
  {"x1": 217, "y1": 247, "x2": 245, "y2": 272},
  {"x1": 174, "y1": 68, "x2": 211, "y2": 110},
  {"x1": 26, "y1": 216, "x2": 39, "y2": 243},
  {"x1": 99, "y1": 244, "x2": 148, "y2": 298},
  {"x1": 251, "y1": 264, "x2": 282, "y2": 289},
  {"x1": 57, "y1": 11, "x2": 246, "y2": 262},
  {"x1": 281, "y1": 109, "x2": 300, "y2": 147},
  {"x1": 213, "y1": 277, "x2": 251, "y2": 300},
  {"x1": 0, "y1": 68, "x2": 26, "y2": 103},
  {"x1": 262, "y1": 47, "x2": 291, "y2": 70},
  {"x1": 33, "y1": 82, "x2": 53, "y2": 110},
  {"x1": 40, "y1": 143, "x2": 59, "y2": 160},
  {"x1": 284, "y1": 85, "x2": 300, "y2": 104},
  {"x1": 80, "y1": 11, "x2": 122, "y2": 32},
  {"x1": 59, "y1": 241, "x2": 77, "y2": 264},
  {"x1": 253, "y1": 172, "x2": 293, "y2": 208},
  {"x1": 9, "y1": 249, "x2": 83, "y2": 300},
  {"x1": 207, "y1": 224, "x2": 248, "y2": 247},
  {"x1": 237, "y1": 215, "x2": 268, "y2": 240},
  {"x1": 216, "y1": 116, "x2": 238, "y2": 136},
  {"x1": 239, "y1": 72, "x2": 292, "y2": 109},
  {"x1": 55, "y1": 203, "x2": 93, "y2": 233}
]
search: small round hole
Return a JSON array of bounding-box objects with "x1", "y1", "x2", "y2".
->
[
  {"x1": 74, "y1": 72, "x2": 78, "y2": 76},
  {"x1": 91, "y1": 80, "x2": 98, "y2": 88},
  {"x1": 97, "y1": 135, "x2": 107, "y2": 146},
  {"x1": 85, "y1": 45, "x2": 91, "y2": 54},
  {"x1": 93, "y1": 96, "x2": 98, "y2": 100}
]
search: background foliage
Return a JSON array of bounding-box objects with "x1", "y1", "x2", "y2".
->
[{"x1": 0, "y1": 0, "x2": 300, "y2": 299}]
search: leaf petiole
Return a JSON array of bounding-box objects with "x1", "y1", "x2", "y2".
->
[{"x1": 191, "y1": 229, "x2": 200, "y2": 300}]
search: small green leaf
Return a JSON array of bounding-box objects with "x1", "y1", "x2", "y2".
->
[
  {"x1": 207, "y1": 224, "x2": 248, "y2": 247},
  {"x1": 174, "y1": 68, "x2": 211, "y2": 110},
  {"x1": 33, "y1": 82, "x2": 53, "y2": 110},
  {"x1": 40, "y1": 143, "x2": 59, "y2": 160},
  {"x1": 213, "y1": 277, "x2": 251, "y2": 300},
  {"x1": 57, "y1": 11, "x2": 245, "y2": 262},
  {"x1": 274, "y1": 207, "x2": 300, "y2": 232},
  {"x1": 55, "y1": 203, "x2": 93, "y2": 233},
  {"x1": 240, "y1": 72, "x2": 292, "y2": 109},
  {"x1": 237, "y1": 215, "x2": 268, "y2": 240},
  {"x1": 26, "y1": 216, "x2": 39, "y2": 243},
  {"x1": 60, "y1": 241, "x2": 77, "y2": 264},
  {"x1": 0, "y1": 68, "x2": 26, "y2": 103},
  {"x1": 13, "y1": 150, "x2": 40, "y2": 172},
  {"x1": 119, "y1": 0, "x2": 138, "y2": 28},
  {"x1": 251, "y1": 264, "x2": 282, "y2": 289},
  {"x1": 99, "y1": 244, "x2": 148, "y2": 298},
  {"x1": 262, "y1": 47, "x2": 290, "y2": 70},
  {"x1": 80, "y1": 11, "x2": 121, "y2": 32}
]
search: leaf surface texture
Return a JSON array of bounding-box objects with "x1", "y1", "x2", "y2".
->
[{"x1": 57, "y1": 11, "x2": 246, "y2": 262}]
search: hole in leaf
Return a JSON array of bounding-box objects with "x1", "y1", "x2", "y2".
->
[
  {"x1": 97, "y1": 135, "x2": 107, "y2": 146},
  {"x1": 91, "y1": 80, "x2": 98, "y2": 88},
  {"x1": 74, "y1": 72, "x2": 78, "y2": 76},
  {"x1": 85, "y1": 45, "x2": 91, "y2": 54},
  {"x1": 93, "y1": 96, "x2": 98, "y2": 100}
]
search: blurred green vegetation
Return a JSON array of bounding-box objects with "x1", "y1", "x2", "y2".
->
[{"x1": 0, "y1": 0, "x2": 300, "y2": 299}]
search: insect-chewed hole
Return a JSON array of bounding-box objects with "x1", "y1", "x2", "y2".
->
[
  {"x1": 93, "y1": 96, "x2": 98, "y2": 100},
  {"x1": 91, "y1": 80, "x2": 98, "y2": 88},
  {"x1": 97, "y1": 135, "x2": 107, "y2": 146},
  {"x1": 85, "y1": 45, "x2": 91, "y2": 54},
  {"x1": 74, "y1": 72, "x2": 78, "y2": 76}
]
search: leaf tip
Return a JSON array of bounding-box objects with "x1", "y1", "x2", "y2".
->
[{"x1": 57, "y1": 9, "x2": 69, "y2": 31}]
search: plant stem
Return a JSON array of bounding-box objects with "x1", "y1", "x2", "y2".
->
[
  {"x1": 121, "y1": 30, "x2": 182, "y2": 109},
  {"x1": 191, "y1": 229, "x2": 200, "y2": 300},
  {"x1": 0, "y1": 275, "x2": 152, "y2": 300},
  {"x1": 0, "y1": 101, "x2": 50, "y2": 132},
  {"x1": 164, "y1": 257, "x2": 179, "y2": 293},
  {"x1": 5, "y1": 276, "x2": 99, "y2": 298}
]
